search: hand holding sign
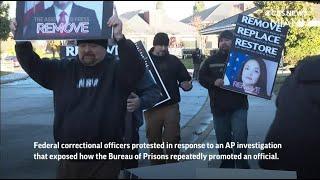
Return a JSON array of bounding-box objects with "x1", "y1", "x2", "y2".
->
[
  {"x1": 107, "y1": 6, "x2": 123, "y2": 41},
  {"x1": 127, "y1": 92, "x2": 141, "y2": 113},
  {"x1": 180, "y1": 80, "x2": 193, "y2": 91},
  {"x1": 214, "y1": 79, "x2": 224, "y2": 87}
]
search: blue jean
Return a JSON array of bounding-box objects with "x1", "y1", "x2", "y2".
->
[{"x1": 213, "y1": 108, "x2": 248, "y2": 156}]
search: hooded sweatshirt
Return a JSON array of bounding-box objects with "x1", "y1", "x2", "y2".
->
[
  {"x1": 199, "y1": 50, "x2": 248, "y2": 115},
  {"x1": 259, "y1": 55, "x2": 320, "y2": 179},
  {"x1": 148, "y1": 48, "x2": 191, "y2": 107},
  {"x1": 15, "y1": 38, "x2": 145, "y2": 159}
]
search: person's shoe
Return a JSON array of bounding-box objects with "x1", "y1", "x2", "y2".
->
[{"x1": 219, "y1": 160, "x2": 235, "y2": 168}]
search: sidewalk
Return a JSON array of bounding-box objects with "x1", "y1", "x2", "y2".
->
[
  {"x1": 122, "y1": 95, "x2": 294, "y2": 179},
  {"x1": 1, "y1": 69, "x2": 210, "y2": 145},
  {"x1": 194, "y1": 95, "x2": 278, "y2": 169},
  {"x1": 137, "y1": 79, "x2": 209, "y2": 167},
  {"x1": 139, "y1": 80, "x2": 208, "y2": 139},
  {"x1": 2, "y1": 69, "x2": 210, "y2": 143}
]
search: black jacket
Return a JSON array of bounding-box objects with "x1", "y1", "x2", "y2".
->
[
  {"x1": 199, "y1": 51, "x2": 248, "y2": 115},
  {"x1": 192, "y1": 51, "x2": 202, "y2": 65},
  {"x1": 25, "y1": 3, "x2": 101, "y2": 39},
  {"x1": 259, "y1": 56, "x2": 320, "y2": 179},
  {"x1": 15, "y1": 38, "x2": 145, "y2": 158},
  {"x1": 149, "y1": 48, "x2": 191, "y2": 107}
]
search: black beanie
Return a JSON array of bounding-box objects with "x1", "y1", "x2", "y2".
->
[
  {"x1": 153, "y1": 32, "x2": 169, "y2": 46},
  {"x1": 77, "y1": 39, "x2": 107, "y2": 48},
  {"x1": 218, "y1": 30, "x2": 234, "y2": 42}
]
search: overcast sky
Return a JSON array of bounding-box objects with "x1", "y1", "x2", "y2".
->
[{"x1": 6, "y1": 1, "x2": 253, "y2": 21}]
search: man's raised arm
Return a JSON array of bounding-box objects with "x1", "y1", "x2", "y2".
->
[{"x1": 11, "y1": 19, "x2": 63, "y2": 90}]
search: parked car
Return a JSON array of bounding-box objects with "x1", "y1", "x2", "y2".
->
[
  {"x1": 4, "y1": 56, "x2": 20, "y2": 67},
  {"x1": 181, "y1": 49, "x2": 196, "y2": 59}
]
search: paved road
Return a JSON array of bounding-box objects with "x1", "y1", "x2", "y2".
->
[
  {"x1": 121, "y1": 96, "x2": 280, "y2": 179},
  {"x1": 1, "y1": 76, "x2": 277, "y2": 178},
  {"x1": 1, "y1": 78, "x2": 57, "y2": 179},
  {"x1": 193, "y1": 95, "x2": 277, "y2": 169},
  {"x1": 0, "y1": 78, "x2": 208, "y2": 178}
]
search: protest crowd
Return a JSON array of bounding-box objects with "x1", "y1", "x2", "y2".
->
[{"x1": 6, "y1": 1, "x2": 320, "y2": 179}]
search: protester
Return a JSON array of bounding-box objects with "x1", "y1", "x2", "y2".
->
[
  {"x1": 144, "y1": 32, "x2": 192, "y2": 165},
  {"x1": 10, "y1": 12, "x2": 145, "y2": 178},
  {"x1": 192, "y1": 48, "x2": 203, "y2": 81},
  {"x1": 259, "y1": 55, "x2": 320, "y2": 179},
  {"x1": 199, "y1": 30, "x2": 250, "y2": 169}
]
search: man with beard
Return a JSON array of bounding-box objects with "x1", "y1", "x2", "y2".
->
[
  {"x1": 144, "y1": 32, "x2": 192, "y2": 165},
  {"x1": 199, "y1": 30, "x2": 250, "y2": 169},
  {"x1": 11, "y1": 13, "x2": 145, "y2": 178}
]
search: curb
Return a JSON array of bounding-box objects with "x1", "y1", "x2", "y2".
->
[
  {"x1": 181, "y1": 94, "x2": 209, "y2": 130},
  {"x1": 184, "y1": 121, "x2": 214, "y2": 155},
  {"x1": 180, "y1": 97, "x2": 213, "y2": 156},
  {"x1": 137, "y1": 93, "x2": 210, "y2": 168},
  {"x1": 0, "y1": 75, "x2": 29, "y2": 85}
]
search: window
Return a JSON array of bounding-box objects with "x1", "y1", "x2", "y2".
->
[{"x1": 206, "y1": 41, "x2": 212, "y2": 49}]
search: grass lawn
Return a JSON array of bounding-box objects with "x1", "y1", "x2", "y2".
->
[
  {"x1": 0, "y1": 71, "x2": 12, "y2": 76},
  {"x1": 181, "y1": 58, "x2": 194, "y2": 69}
]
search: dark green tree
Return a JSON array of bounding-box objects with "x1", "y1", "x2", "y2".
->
[
  {"x1": 0, "y1": 2, "x2": 11, "y2": 59},
  {"x1": 254, "y1": 1, "x2": 320, "y2": 65},
  {"x1": 0, "y1": 2, "x2": 10, "y2": 40}
]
